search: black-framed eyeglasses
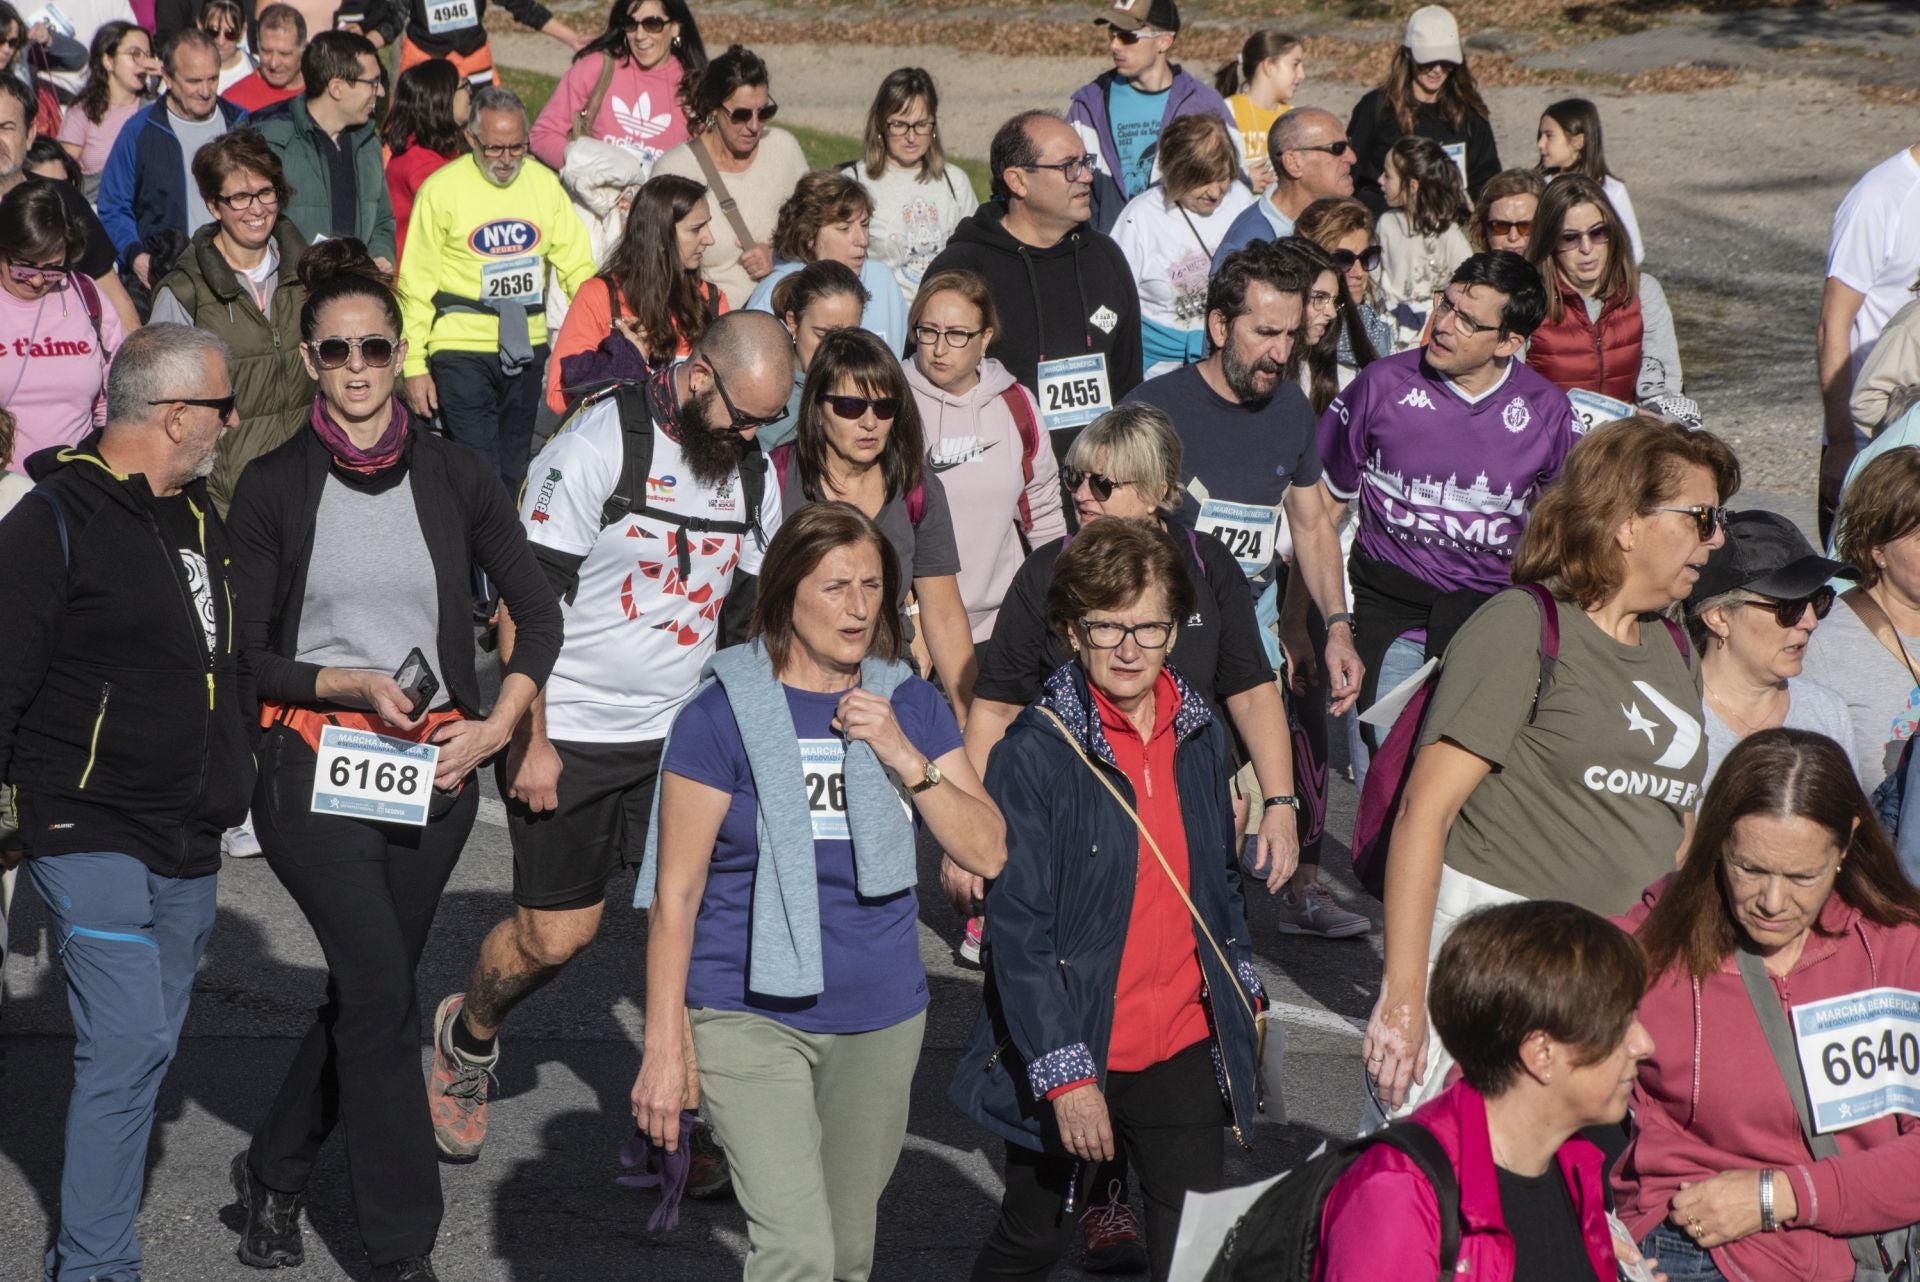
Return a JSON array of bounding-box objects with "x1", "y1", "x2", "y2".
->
[
  {"x1": 1331, "y1": 245, "x2": 1382, "y2": 273},
  {"x1": 1061, "y1": 465, "x2": 1123, "y2": 501},
  {"x1": 1434, "y1": 293, "x2": 1501, "y2": 338},
  {"x1": 1022, "y1": 153, "x2": 1097, "y2": 182},
  {"x1": 307, "y1": 335, "x2": 397, "y2": 369},
  {"x1": 625, "y1": 13, "x2": 671, "y2": 31},
  {"x1": 818, "y1": 393, "x2": 900, "y2": 422},
  {"x1": 707, "y1": 363, "x2": 784, "y2": 433},
  {"x1": 474, "y1": 140, "x2": 529, "y2": 159},
  {"x1": 912, "y1": 323, "x2": 985, "y2": 349},
  {"x1": 1740, "y1": 587, "x2": 1837, "y2": 629},
  {"x1": 1285, "y1": 139, "x2": 1352, "y2": 158},
  {"x1": 1078, "y1": 618, "x2": 1175, "y2": 650},
  {"x1": 149, "y1": 393, "x2": 238, "y2": 418},
  {"x1": 886, "y1": 118, "x2": 935, "y2": 137},
  {"x1": 214, "y1": 185, "x2": 279, "y2": 210},
  {"x1": 721, "y1": 102, "x2": 779, "y2": 126},
  {"x1": 1649, "y1": 504, "x2": 1730, "y2": 542}
]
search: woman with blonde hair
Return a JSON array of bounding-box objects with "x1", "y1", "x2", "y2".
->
[{"x1": 843, "y1": 67, "x2": 978, "y2": 308}]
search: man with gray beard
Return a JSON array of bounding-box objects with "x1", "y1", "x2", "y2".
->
[{"x1": 0, "y1": 323, "x2": 250, "y2": 1282}]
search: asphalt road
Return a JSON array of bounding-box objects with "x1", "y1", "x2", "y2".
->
[{"x1": 0, "y1": 665, "x2": 1382, "y2": 1282}]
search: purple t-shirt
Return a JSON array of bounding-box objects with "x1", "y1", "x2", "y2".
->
[
  {"x1": 1315, "y1": 349, "x2": 1580, "y2": 595},
  {"x1": 665, "y1": 676, "x2": 963, "y2": 1034}
]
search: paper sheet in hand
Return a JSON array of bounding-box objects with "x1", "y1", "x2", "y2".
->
[
  {"x1": 1358, "y1": 658, "x2": 1438, "y2": 728},
  {"x1": 1167, "y1": 1161, "x2": 1314, "y2": 1282}
]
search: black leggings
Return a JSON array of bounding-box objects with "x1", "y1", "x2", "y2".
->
[
  {"x1": 969, "y1": 1041, "x2": 1227, "y2": 1282},
  {"x1": 245, "y1": 727, "x2": 477, "y2": 1266}
]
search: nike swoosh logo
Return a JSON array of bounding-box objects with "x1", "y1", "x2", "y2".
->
[{"x1": 927, "y1": 439, "x2": 998, "y2": 472}]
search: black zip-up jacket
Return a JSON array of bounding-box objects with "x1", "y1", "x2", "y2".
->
[
  {"x1": 925, "y1": 200, "x2": 1143, "y2": 464},
  {"x1": 0, "y1": 437, "x2": 255, "y2": 877},
  {"x1": 224, "y1": 424, "x2": 562, "y2": 722}
]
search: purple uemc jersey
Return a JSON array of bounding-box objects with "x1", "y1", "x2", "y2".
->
[{"x1": 1315, "y1": 350, "x2": 1581, "y2": 595}]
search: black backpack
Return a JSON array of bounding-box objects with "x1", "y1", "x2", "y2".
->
[
  {"x1": 1201, "y1": 1120, "x2": 1462, "y2": 1282},
  {"x1": 575, "y1": 379, "x2": 770, "y2": 582}
]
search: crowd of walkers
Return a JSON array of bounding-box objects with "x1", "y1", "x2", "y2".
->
[{"x1": 0, "y1": 0, "x2": 1918, "y2": 1279}]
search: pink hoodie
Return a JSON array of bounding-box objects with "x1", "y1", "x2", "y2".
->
[
  {"x1": 907, "y1": 356, "x2": 1066, "y2": 642},
  {"x1": 1617, "y1": 881, "x2": 1920, "y2": 1282},
  {"x1": 1316, "y1": 1078, "x2": 1615, "y2": 1282}
]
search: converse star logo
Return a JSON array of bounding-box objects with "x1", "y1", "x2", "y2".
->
[
  {"x1": 1398, "y1": 388, "x2": 1435, "y2": 410},
  {"x1": 1089, "y1": 305, "x2": 1119, "y2": 334},
  {"x1": 1502, "y1": 396, "x2": 1532, "y2": 434}
]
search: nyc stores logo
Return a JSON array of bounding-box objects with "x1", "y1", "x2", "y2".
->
[{"x1": 468, "y1": 219, "x2": 543, "y2": 257}]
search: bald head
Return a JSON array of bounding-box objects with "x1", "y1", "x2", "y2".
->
[
  {"x1": 1267, "y1": 107, "x2": 1355, "y2": 205},
  {"x1": 696, "y1": 309, "x2": 799, "y2": 416}
]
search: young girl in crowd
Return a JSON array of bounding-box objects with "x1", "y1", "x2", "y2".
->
[
  {"x1": 1213, "y1": 30, "x2": 1303, "y2": 195},
  {"x1": 383, "y1": 60, "x2": 471, "y2": 267},
  {"x1": 56, "y1": 21, "x2": 153, "y2": 201},
  {"x1": 1376, "y1": 135, "x2": 1472, "y2": 343},
  {"x1": 844, "y1": 67, "x2": 978, "y2": 310},
  {"x1": 1537, "y1": 98, "x2": 1643, "y2": 264},
  {"x1": 197, "y1": 0, "x2": 252, "y2": 95}
]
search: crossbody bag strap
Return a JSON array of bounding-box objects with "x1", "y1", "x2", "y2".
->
[
  {"x1": 1734, "y1": 948, "x2": 1884, "y2": 1273},
  {"x1": 688, "y1": 134, "x2": 758, "y2": 255},
  {"x1": 1843, "y1": 587, "x2": 1920, "y2": 691},
  {"x1": 1034, "y1": 705, "x2": 1254, "y2": 1024}
]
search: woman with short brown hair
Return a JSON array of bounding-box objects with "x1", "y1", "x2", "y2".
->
[
  {"x1": 745, "y1": 168, "x2": 908, "y2": 351},
  {"x1": 1467, "y1": 167, "x2": 1545, "y2": 255},
  {"x1": 1364, "y1": 416, "x2": 1740, "y2": 1125}
]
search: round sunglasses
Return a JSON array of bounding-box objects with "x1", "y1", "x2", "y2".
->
[
  {"x1": 1061, "y1": 465, "x2": 1125, "y2": 501},
  {"x1": 307, "y1": 335, "x2": 397, "y2": 369},
  {"x1": 1331, "y1": 245, "x2": 1382, "y2": 273}
]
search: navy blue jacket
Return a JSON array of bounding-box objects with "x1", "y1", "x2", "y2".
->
[
  {"x1": 949, "y1": 661, "x2": 1264, "y2": 1153},
  {"x1": 97, "y1": 98, "x2": 249, "y2": 272}
]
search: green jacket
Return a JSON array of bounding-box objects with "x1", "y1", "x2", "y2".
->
[
  {"x1": 254, "y1": 97, "x2": 396, "y2": 262},
  {"x1": 152, "y1": 217, "x2": 317, "y2": 515}
]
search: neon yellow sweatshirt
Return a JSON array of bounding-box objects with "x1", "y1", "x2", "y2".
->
[{"x1": 397, "y1": 154, "x2": 596, "y2": 377}]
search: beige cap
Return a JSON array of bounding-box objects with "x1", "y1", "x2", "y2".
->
[{"x1": 1404, "y1": 4, "x2": 1463, "y2": 64}]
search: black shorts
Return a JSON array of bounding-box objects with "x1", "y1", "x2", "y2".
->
[{"x1": 499, "y1": 737, "x2": 663, "y2": 911}]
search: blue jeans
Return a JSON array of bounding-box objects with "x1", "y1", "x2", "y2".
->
[
  {"x1": 1352, "y1": 633, "x2": 1428, "y2": 794},
  {"x1": 27, "y1": 851, "x2": 217, "y2": 1281},
  {"x1": 1639, "y1": 1222, "x2": 1730, "y2": 1282}
]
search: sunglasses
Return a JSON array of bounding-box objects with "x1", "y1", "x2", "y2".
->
[
  {"x1": 1557, "y1": 222, "x2": 1611, "y2": 250},
  {"x1": 1108, "y1": 25, "x2": 1167, "y2": 44},
  {"x1": 307, "y1": 335, "x2": 397, "y2": 368},
  {"x1": 1331, "y1": 245, "x2": 1382, "y2": 273},
  {"x1": 720, "y1": 102, "x2": 778, "y2": 126},
  {"x1": 1487, "y1": 218, "x2": 1534, "y2": 240},
  {"x1": 818, "y1": 393, "x2": 900, "y2": 421},
  {"x1": 1650, "y1": 504, "x2": 1730, "y2": 542},
  {"x1": 625, "y1": 13, "x2": 671, "y2": 31},
  {"x1": 149, "y1": 393, "x2": 237, "y2": 417},
  {"x1": 1061, "y1": 465, "x2": 1123, "y2": 501},
  {"x1": 708, "y1": 364, "x2": 785, "y2": 433},
  {"x1": 1740, "y1": 586, "x2": 1837, "y2": 629},
  {"x1": 7, "y1": 260, "x2": 70, "y2": 286},
  {"x1": 1286, "y1": 140, "x2": 1352, "y2": 158}
]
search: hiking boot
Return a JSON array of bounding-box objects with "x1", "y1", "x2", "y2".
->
[
  {"x1": 222, "y1": 814, "x2": 264, "y2": 859},
  {"x1": 230, "y1": 1151, "x2": 303, "y2": 1269},
  {"x1": 1274, "y1": 879, "x2": 1371, "y2": 939},
  {"x1": 370, "y1": 1256, "x2": 438, "y2": 1281},
  {"x1": 1080, "y1": 1182, "x2": 1148, "y2": 1274},
  {"x1": 686, "y1": 1117, "x2": 734, "y2": 1201},
  {"x1": 956, "y1": 916, "x2": 984, "y2": 968},
  {"x1": 427, "y1": 993, "x2": 497, "y2": 1160}
]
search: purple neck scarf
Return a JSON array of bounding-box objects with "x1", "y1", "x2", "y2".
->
[{"x1": 310, "y1": 395, "x2": 409, "y2": 475}]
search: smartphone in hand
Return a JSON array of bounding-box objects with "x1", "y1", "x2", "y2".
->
[{"x1": 393, "y1": 647, "x2": 440, "y2": 720}]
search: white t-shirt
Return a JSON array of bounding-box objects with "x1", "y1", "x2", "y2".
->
[
  {"x1": 1110, "y1": 183, "x2": 1255, "y2": 339},
  {"x1": 1826, "y1": 146, "x2": 1920, "y2": 382},
  {"x1": 521, "y1": 397, "x2": 784, "y2": 742},
  {"x1": 844, "y1": 160, "x2": 979, "y2": 309}
]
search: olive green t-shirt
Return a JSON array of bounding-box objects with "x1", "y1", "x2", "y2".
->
[{"x1": 1418, "y1": 589, "x2": 1705, "y2": 913}]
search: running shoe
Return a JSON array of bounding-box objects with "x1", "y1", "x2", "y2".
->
[
  {"x1": 957, "y1": 916, "x2": 985, "y2": 968},
  {"x1": 1080, "y1": 1181, "x2": 1148, "y2": 1274},
  {"x1": 230, "y1": 1151, "x2": 303, "y2": 1269},
  {"x1": 686, "y1": 1117, "x2": 735, "y2": 1201},
  {"x1": 427, "y1": 993, "x2": 497, "y2": 1160},
  {"x1": 1274, "y1": 879, "x2": 1372, "y2": 938},
  {"x1": 222, "y1": 814, "x2": 263, "y2": 859}
]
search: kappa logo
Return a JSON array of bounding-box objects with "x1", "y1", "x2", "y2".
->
[
  {"x1": 529, "y1": 467, "x2": 561, "y2": 522},
  {"x1": 1089, "y1": 304, "x2": 1119, "y2": 334},
  {"x1": 467, "y1": 219, "x2": 543, "y2": 257},
  {"x1": 1502, "y1": 396, "x2": 1532, "y2": 434},
  {"x1": 1398, "y1": 388, "x2": 1435, "y2": 410}
]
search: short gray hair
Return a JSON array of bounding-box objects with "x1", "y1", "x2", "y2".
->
[
  {"x1": 107, "y1": 325, "x2": 233, "y2": 427},
  {"x1": 1067, "y1": 402, "x2": 1184, "y2": 515},
  {"x1": 469, "y1": 84, "x2": 527, "y2": 124}
]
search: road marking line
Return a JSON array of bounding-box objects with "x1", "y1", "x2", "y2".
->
[
  {"x1": 1268, "y1": 999, "x2": 1366, "y2": 1038},
  {"x1": 478, "y1": 796, "x2": 508, "y2": 828}
]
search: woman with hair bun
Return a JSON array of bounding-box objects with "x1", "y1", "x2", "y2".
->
[{"x1": 223, "y1": 237, "x2": 562, "y2": 1282}]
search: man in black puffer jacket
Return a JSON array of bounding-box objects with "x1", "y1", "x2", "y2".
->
[{"x1": 0, "y1": 324, "x2": 253, "y2": 1282}]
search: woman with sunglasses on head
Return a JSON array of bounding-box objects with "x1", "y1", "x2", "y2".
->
[
  {"x1": 776, "y1": 327, "x2": 976, "y2": 722},
  {"x1": 56, "y1": 21, "x2": 154, "y2": 200},
  {"x1": 842, "y1": 67, "x2": 978, "y2": 310},
  {"x1": 0, "y1": 180, "x2": 123, "y2": 475},
  {"x1": 149, "y1": 129, "x2": 315, "y2": 515},
  {"x1": 544, "y1": 172, "x2": 727, "y2": 414},
  {"x1": 223, "y1": 238, "x2": 560, "y2": 1282},
  {"x1": 1365, "y1": 417, "x2": 1740, "y2": 1127},
  {"x1": 1110, "y1": 112, "x2": 1253, "y2": 378},
  {"x1": 745, "y1": 168, "x2": 908, "y2": 355},
  {"x1": 1295, "y1": 197, "x2": 1393, "y2": 377},
  {"x1": 1524, "y1": 175, "x2": 1684, "y2": 414},
  {"x1": 1683, "y1": 510, "x2": 1853, "y2": 790},
  {"x1": 383, "y1": 60, "x2": 471, "y2": 268},
  {"x1": 530, "y1": 0, "x2": 705, "y2": 171},
  {"x1": 197, "y1": 0, "x2": 251, "y2": 94},
  {"x1": 1345, "y1": 4, "x2": 1499, "y2": 215},
  {"x1": 652, "y1": 43, "x2": 807, "y2": 312},
  {"x1": 1465, "y1": 167, "x2": 1545, "y2": 256}
]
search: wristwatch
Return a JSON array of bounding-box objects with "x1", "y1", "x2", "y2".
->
[
  {"x1": 909, "y1": 759, "x2": 942, "y2": 794},
  {"x1": 1264, "y1": 794, "x2": 1301, "y2": 812},
  {"x1": 1325, "y1": 612, "x2": 1355, "y2": 632}
]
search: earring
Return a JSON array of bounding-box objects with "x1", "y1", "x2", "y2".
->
[{"x1": 671, "y1": 34, "x2": 680, "y2": 46}]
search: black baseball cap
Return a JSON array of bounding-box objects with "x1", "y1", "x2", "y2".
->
[
  {"x1": 1099, "y1": 0, "x2": 1179, "y2": 34},
  {"x1": 1686, "y1": 509, "x2": 1851, "y2": 609}
]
